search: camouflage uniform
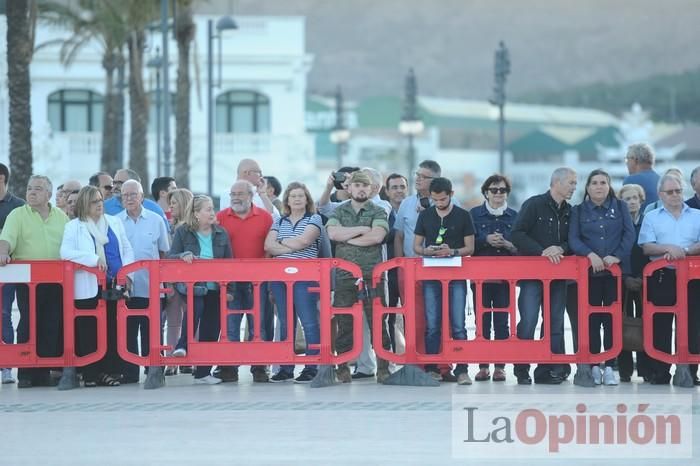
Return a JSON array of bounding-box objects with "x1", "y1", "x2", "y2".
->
[{"x1": 327, "y1": 202, "x2": 392, "y2": 362}]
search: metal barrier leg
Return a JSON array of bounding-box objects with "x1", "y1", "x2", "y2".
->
[
  {"x1": 382, "y1": 364, "x2": 440, "y2": 387},
  {"x1": 672, "y1": 364, "x2": 694, "y2": 388}
]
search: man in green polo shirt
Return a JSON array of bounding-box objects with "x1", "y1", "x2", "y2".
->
[
  {"x1": 327, "y1": 171, "x2": 392, "y2": 384},
  {"x1": 0, "y1": 175, "x2": 69, "y2": 388}
]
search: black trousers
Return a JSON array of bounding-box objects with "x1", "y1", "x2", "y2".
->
[
  {"x1": 194, "y1": 290, "x2": 221, "y2": 379},
  {"x1": 587, "y1": 274, "x2": 618, "y2": 367},
  {"x1": 386, "y1": 268, "x2": 400, "y2": 352},
  {"x1": 74, "y1": 292, "x2": 120, "y2": 382},
  {"x1": 16, "y1": 284, "x2": 63, "y2": 383},
  {"x1": 123, "y1": 297, "x2": 151, "y2": 381}
]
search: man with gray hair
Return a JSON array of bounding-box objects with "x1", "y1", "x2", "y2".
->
[
  {"x1": 639, "y1": 173, "x2": 700, "y2": 386},
  {"x1": 105, "y1": 168, "x2": 168, "y2": 229},
  {"x1": 0, "y1": 175, "x2": 69, "y2": 388},
  {"x1": 116, "y1": 179, "x2": 170, "y2": 384},
  {"x1": 623, "y1": 143, "x2": 660, "y2": 210},
  {"x1": 511, "y1": 167, "x2": 577, "y2": 385}
]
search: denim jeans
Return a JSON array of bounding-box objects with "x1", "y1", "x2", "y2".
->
[
  {"x1": 514, "y1": 279, "x2": 567, "y2": 379},
  {"x1": 422, "y1": 280, "x2": 468, "y2": 375},
  {"x1": 2, "y1": 283, "x2": 16, "y2": 344},
  {"x1": 270, "y1": 281, "x2": 320, "y2": 375},
  {"x1": 471, "y1": 281, "x2": 510, "y2": 368}
]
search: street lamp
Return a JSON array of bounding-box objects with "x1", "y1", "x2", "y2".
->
[
  {"x1": 329, "y1": 85, "x2": 350, "y2": 167},
  {"x1": 147, "y1": 48, "x2": 163, "y2": 178},
  {"x1": 207, "y1": 15, "x2": 238, "y2": 196},
  {"x1": 399, "y1": 68, "x2": 424, "y2": 191},
  {"x1": 489, "y1": 41, "x2": 510, "y2": 175}
]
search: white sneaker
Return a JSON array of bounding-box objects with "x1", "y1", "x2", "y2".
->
[
  {"x1": 194, "y1": 375, "x2": 222, "y2": 385},
  {"x1": 172, "y1": 348, "x2": 187, "y2": 358},
  {"x1": 592, "y1": 365, "x2": 602, "y2": 385},
  {"x1": 1, "y1": 368, "x2": 16, "y2": 384},
  {"x1": 603, "y1": 367, "x2": 618, "y2": 386}
]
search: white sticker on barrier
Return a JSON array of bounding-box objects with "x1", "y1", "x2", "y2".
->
[
  {"x1": 0, "y1": 264, "x2": 31, "y2": 283},
  {"x1": 423, "y1": 257, "x2": 462, "y2": 267}
]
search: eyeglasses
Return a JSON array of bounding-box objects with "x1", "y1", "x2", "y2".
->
[
  {"x1": 435, "y1": 226, "x2": 447, "y2": 245},
  {"x1": 101, "y1": 185, "x2": 113, "y2": 191},
  {"x1": 247, "y1": 169, "x2": 263, "y2": 176},
  {"x1": 26, "y1": 186, "x2": 46, "y2": 192},
  {"x1": 661, "y1": 188, "x2": 683, "y2": 196},
  {"x1": 229, "y1": 192, "x2": 250, "y2": 198},
  {"x1": 122, "y1": 192, "x2": 140, "y2": 199},
  {"x1": 487, "y1": 187, "x2": 508, "y2": 194},
  {"x1": 415, "y1": 172, "x2": 434, "y2": 181}
]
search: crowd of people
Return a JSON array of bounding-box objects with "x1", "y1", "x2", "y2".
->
[{"x1": 0, "y1": 141, "x2": 699, "y2": 390}]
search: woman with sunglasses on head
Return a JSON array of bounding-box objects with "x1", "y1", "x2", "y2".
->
[
  {"x1": 162, "y1": 188, "x2": 193, "y2": 376},
  {"x1": 264, "y1": 182, "x2": 323, "y2": 383},
  {"x1": 569, "y1": 169, "x2": 635, "y2": 386},
  {"x1": 469, "y1": 174, "x2": 518, "y2": 382},
  {"x1": 60, "y1": 186, "x2": 134, "y2": 388},
  {"x1": 168, "y1": 194, "x2": 233, "y2": 384}
]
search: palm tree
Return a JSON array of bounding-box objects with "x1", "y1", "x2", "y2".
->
[
  {"x1": 6, "y1": 0, "x2": 36, "y2": 196},
  {"x1": 38, "y1": 0, "x2": 130, "y2": 175},
  {"x1": 174, "y1": 0, "x2": 195, "y2": 189}
]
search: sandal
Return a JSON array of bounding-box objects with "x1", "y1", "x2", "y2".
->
[{"x1": 96, "y1": 373, "x2": 120, "y2": 387}]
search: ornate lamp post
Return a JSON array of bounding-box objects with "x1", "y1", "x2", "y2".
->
[
  {"x1": 399, "y1": 68, "x2": 424, "y2": 191},
  {"x1": 329, "y1": 85, "x2": 350, "y2": 167},
  {"x1": 490, "y1": 41, "x2": 510, "y2": 175},
  {"x1": 207, "y1": 16, "x2": 238, "y2": 195}
]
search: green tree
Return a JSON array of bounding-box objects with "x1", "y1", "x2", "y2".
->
[{"x1": 6, "y1": 0, "x2": 36, "y2": 196}]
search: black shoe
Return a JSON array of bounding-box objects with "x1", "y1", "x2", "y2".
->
[
  {"x1": 294, "y1": 370, "x2": 316, "y2": 384},
  {"x1": 516, "y1": 374, "x2": 532, "y2": 385},
  {"x1": 694, "y1": 378, "x2": 700, "y2": 386},
  {"x1": 270, "y1": 371, "x2": 294, "y2": 383},
  {"x1": 620, "y1": 375, "x2": 632, "y2": 383},
  {"x1": 351, "y1": 371, "x2": 375, "y2": 380},
  {"x1": 17, "y1": 379, "x2": 32, "y2": 389},
  {"x1": 534, "y1": 372, "x2": 563, "y2": 385}
]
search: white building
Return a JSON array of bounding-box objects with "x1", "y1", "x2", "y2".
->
[{"x1": 0, "y1": 14, "x2": 315, "y2": 196}]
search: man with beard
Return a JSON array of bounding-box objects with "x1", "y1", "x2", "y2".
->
[
  {"x1": 326, "y1": 171, "x2": 392, "y2": 383},
  {"x1": 216, "y1": 180, "x2": 273, "y2": 383},
  {"x1": 511, "y1": 167, "x2": 577, "y2": 385},
  {"x1": 414, "y1": 177, "x2": 475, "y2": 385}
]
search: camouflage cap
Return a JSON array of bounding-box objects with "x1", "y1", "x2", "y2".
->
[{"x1": 348, "y1": 171, "x2": 372, "y2": 186}]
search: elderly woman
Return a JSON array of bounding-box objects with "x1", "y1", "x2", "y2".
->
[
  {"x1": 569, "y1": 169, "x2": 635, "y2": 386},
  {"x1": 168, "y1": 194, "x2": 233, "y2": 385},
  {"x1": 617, "y1": 183, "x2": 651, "y2": 382},
  {"x1": 469, "y1": 174, "x2": 518, "y2": 383},
  {"x1": 163, "y1": 188, "x2": 193, "y2": 376},
  {"x1": 264, "y1": 182, "x2": 323, "y2": 383},
  {"x1": 60, "y1": 186, "x2": 134, "y2": 388}
]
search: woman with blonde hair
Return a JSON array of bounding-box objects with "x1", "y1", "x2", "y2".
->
[
  {"x1": 168, "y1": 194, "x2": 233, "y2": 384},
  {"x1": 163, "y1": 188, "x2": 193, "y2": 376},
  {"x1": 60, "y1": 186, "x2": 134, "y2": 388}
]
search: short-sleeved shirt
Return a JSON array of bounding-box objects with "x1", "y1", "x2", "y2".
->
[
  {"x1": 415, "y1": 205, "x2": 475, "y2": 250},
  {"x1": 271, "y1": 213, "x2": 323, "y2": 259},
  {"x1": 117, "y1": 207, "x2": 170, "y2": 298},
  {"x1": 0, "y1": 204, "x2": 68, "y2": 260},
  {"x1": 638, "y1": 204, "x2": 700, "y2": 261},
  {"x1": 327, "y1": 201, "x2": 389, "y2": 278},
  {"x1": 0, "y1": 191, "x2": 25, "y2": 232},
  {"x1": 105, "y1": 196, "x2": 170, "y2": 231},
  {"x1": 216, "y1": 205, "x2": 273, "y2": 258},
  {"x1": 393, "y1": 194, "x2": 422, "y2": 257}
]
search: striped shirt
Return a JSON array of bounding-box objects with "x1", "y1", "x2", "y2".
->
[{"x1": 271, "y1": 213, "x2": 323, "y2": 259}]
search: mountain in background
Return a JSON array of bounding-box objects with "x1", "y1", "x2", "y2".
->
[{"x1": 207, "y1": 0, "x2": 700, "y2": 108}]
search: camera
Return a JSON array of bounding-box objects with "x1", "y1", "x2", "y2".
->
[
  {"x1": 332, "y1": 171, "x2": 347, "y2": 190},
  {"x1": 419, "y1": 197, "x2": 431, "y2": 209}
]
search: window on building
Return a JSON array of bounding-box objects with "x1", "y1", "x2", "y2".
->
[
  {"x1": 47, "y1": 90, "x2": 103, "y2": 132},
  {"x1": 215, "y1": 90, "x2": 270, "y2": 133}
]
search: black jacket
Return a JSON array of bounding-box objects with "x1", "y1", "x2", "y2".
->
[
  {"x1": 511, "y1": 191, "x2": 571, "y2": 256},
  {"x1": 167, "y1": 224, "x2": 233, "y2": 259}
]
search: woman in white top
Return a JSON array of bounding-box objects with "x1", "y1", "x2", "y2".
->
[{"x1": 60, "y1": 186, "x2": 134, "y2": 388}]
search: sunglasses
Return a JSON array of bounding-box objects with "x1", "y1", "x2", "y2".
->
[
  {"x1": 435, "y1": 226, "x2": 447, "y2": 245},
  {"x1": 487, "y1": 187, "x2": 508, "y2": 194},
  {"x1": 661, "y1": 188, "x2": 682, "y2": 196}
]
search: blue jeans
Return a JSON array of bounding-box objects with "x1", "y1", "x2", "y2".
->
[
  {"x1": 515, "y1": 279, "x2": 567, "y2": 379},
  {"x1": 270, "y1": 281, "x2": 320, "y2": 375},
  {"x1": 471, "y1": 281, "x2": 510, "y2": 368},
  {"x1": 2, "y1": 283, "x2": 16, "y2": 344},
  {"x1": 422, "y1": 280, "x2": 468, "y2": 375}
]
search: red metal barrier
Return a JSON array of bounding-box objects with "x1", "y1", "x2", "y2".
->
[
  {"x1": 642, "y1": 258, "x2": 700, "y2": 365},
  {"x1": 114, "y1": 258, "x2": 365, "y2": 367},
  {"x1": 370, "y1": 256, "x2": 623, "y2": 366},
  {"x1": 0, "y1": 260, "x2": 108, "y2": 368}
]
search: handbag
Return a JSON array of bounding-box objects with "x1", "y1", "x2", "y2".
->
[{"x1": 622, "y1": 315, "x2": 643, "y2": 352}]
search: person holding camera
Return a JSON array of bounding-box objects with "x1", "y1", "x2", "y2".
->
[
  {"x1": 317, "y1": 166, "x2": 360, "y2": 217},
  {"x1": 414, "y1": 177, "x2": 475, "y2": 385}
]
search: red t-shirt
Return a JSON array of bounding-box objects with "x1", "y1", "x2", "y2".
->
[{"x1": 216, "y1": 205, "x2": 273, "y2": 258}]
